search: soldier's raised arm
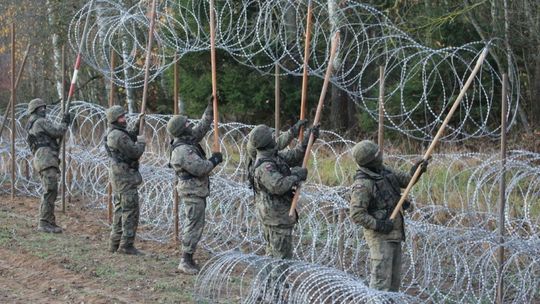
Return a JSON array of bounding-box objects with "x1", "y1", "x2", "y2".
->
[
  {"x1": 275, "y1": 119, "x2": 308, "y2": 150},
  {"x1": 38, "y1": 119, "x2": 67, "y2": 139},
  {"x1": 256, "y1": 161, "x2": 303, "y2": 196},
  {"x1": 279, "y1": 124, "x2": 319, "y2": 167},
  {"x1": 191, "y1": 96, "x2": 214, "y2": 142},
  {"x1": 115, "y1": 132, "x2": 145, "y2": 160},
  {"x1": 172, "y1": 145, "x2": 220, "y2": 177}
]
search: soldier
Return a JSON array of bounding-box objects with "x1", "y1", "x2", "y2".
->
[
  {"x1": 246, "y1": 119, "x2": 307, "y2": 187},
  {"x1": 349, "y1": 140, "x2": 428, "y2": 291},
  {"x1": 167, "y1": 96, "x2": 223, "y2": 275},
  {"x1": 26, "y1": 98, "x2": 72, "y2": 233},
  {"x1": 104, "y1": 105, "x2": 146, "y2": 255},
  {"x1": 249, "y1": 124, "x2": 318, "y2": 281}
]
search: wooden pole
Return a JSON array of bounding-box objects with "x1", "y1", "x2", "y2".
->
[
  {"x1": 209, "y1": 0, "x2": 220, "y2": 152},
  {"x1": 389, "y1": 47, "x2": 490, "y2": 220},
  {"x1": 496, "y1": 73, "x2": 508, "y2": 304},
  {"x1": 61, "y1": 45, "x2": 67, "y2": 212},
  {"x1": 289, "y1": 32, "x2": 340, "y2": 217},
  {"x1": 173, "y1": 55, "x2": 180, "y2": 245},
  {"x1": 107, "y1": 48, "x2": 115, "y2": 224},
  {"x1": 0, "y1": 43, "x2": 30, "y2": 136},
  {"x1": 138, "y1": 0, "x2": 158, "y2": 133},
  {"x1": 10, "y1": 23, "x2": 16, "y2": 203},
  {"x1": 377, "y1": 66, "x2": 385, "y2": 156},
  {"x1": 298, "y1": 0, "x2": 313, "y2": 142},
  {"x1": 275, "y1": 63, "x2": 281, "y2": 137}
]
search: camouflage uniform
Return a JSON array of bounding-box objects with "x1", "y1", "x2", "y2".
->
[
  {"x1": 26, "y1": 98, "x2": 69, "y2": 233},
  {"x1": 168, "y1": 102, "x2": 222, "y2": 274},
  {"x1": 249, "y1": 125, "x2": 313, "y2": 277},
  {"x1": 104, "y1": 106, "x2": 145, "y2": 254},
  {"x1": 349, "y1": 140, "x2": 427, "y2": 291}
]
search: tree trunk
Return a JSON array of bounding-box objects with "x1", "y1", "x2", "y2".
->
[{"x1": 47, "y1": 0, "x2": 63, "y2": 101}]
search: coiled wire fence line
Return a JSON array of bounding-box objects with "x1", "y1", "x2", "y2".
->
[
  {"x1": 69, "y1": 0, "x2": 519, "y2": 142},
  {"x1": 0, "y1": 102, "x2": 538, "y2": 303}
]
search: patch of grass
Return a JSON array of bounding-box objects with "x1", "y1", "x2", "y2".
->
[
  {"x1": 0, "y1": 227, "x2": 13, "y2": 246},
  {"x1": 95, "y1": 264, "x2": 116, "y2": 278}
]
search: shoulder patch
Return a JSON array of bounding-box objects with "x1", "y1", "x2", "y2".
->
[{"x1": 264, "y1": 163, "x2": 273, "y2": 171}]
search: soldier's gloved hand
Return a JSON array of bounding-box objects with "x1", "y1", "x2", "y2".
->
[
  {"x1": 402, "y1": 200, "x2": 414, "y2": 212},
  {"x1": 290, "y1": 119, "x2": 308, "y2": 137},
  {"x1": 208, "y1": 152, "x2": 223, "y2": 167},
  {"x1": 62, "y1": 113, "x2": 72, "y2": 125},
  {"x1": 291, "y1": 167, "x2": 308, "y2": 182},
  {"x1": 375, "y1": 219, "x2": 394, "y2": 234},
  {"x1": 410, "y1": 158, "x2": 429, "y2": 177},
  {"x1": 301, "y1": 124, "x2": 320, "y2": 148},
  {"x1": 136, "y1": 135, "x2": 146, "y2": 144}
]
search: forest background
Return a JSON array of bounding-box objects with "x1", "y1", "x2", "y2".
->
[{"x1": 0, "y1": 0, "x2": 538, "y2": 150}]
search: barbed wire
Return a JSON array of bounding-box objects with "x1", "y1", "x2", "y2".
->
[
  {"x1": 68, "y1": 0, "x2": 519, "y2": 141},
  {"x1": 0, "y1": 102, "x2": 538, "y2": 302}
]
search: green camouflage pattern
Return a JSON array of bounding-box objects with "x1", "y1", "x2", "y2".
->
[
  {"x1": 352, "y1": 140, "x2": 379, "y2": 166},
  {"x1": 364, "y1": 237, "x2": 402, "y2": 291},
  {"x1": 253, "y1": 144, "x2": 304, "y2": 229},
  {"x1": 106, "y1": 126, "x2": 145, "y2": 193},
  {"x1": 167, "y1": 115, "x2": 189, "y2": 137},
  {"x1": 38, "y1": 167, "x2": 60, "y2": 225},
  {"x1": 27, "y1": 98, "x2": 47, "y2": 114},
  {"x1": 27, "y1": 116, "x2": 67, "y2": 173},
  {"x1": 110, "y1": 188, "x2": 140, "y2": 247},
  {"x1": 246, "y1": 129, "x2": 294, "y2": 177},
  {"x1": 170, "y1": 105, "x2": 214, "y2": 198},
  {"x1": 181, "y1": 197, "x2": 206, "y2": 254},
  {"x1": 106, "y1": 105, "x2": 126, "y2": 123}
]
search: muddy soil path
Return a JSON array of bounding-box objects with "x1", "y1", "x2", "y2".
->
[{"x1": 0, "y1": 195, "x2": 210, "y2": 304}]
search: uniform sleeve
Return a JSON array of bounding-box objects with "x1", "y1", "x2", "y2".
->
[
  {"x1": 115, "y1": 132, "x2": 145, "y2": 160},
  {"x1": 278, "y1": 144, "x2": 305, "y2": 167},
  {"x1": 173, "y1": 146, "x2": 215, "y2": 177},
  {"x1": 191, "y1": 105, "x2": 213, "y2": 142},
  {"x1": 392, "y1": 168, "x2": 412, "y2": 188},
  {"x1": 349, "y1": 180, "x2": 377, "y2": 230},
  {"x1": 256, "y1": 162, "x2": 298, "y2": 196},
  {"x1": 275, "y1": 130, "x2": 294, "y2": 151},
  {"x1": 37, "y1": 119, "x2": 67, "y2": 139},
  {"x1": 127, "y1": 119, "x2": 140, "y2": 136}
]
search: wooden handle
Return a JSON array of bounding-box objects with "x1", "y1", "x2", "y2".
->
[
  {"x1": 298, "y1": 0, "x2": 313, "y2": 142},
  {"x1": 138, "y1": 0, "x2": 158, "y2": 134},
  {"x1": 209, "y1": 0, "x2": 220, "y2": 152},
  {"x1": 289, "y1": 31, "x2": 341, "y2": 217},
  {"x1": 389, "y1": 46, "x2": 490, "y2": 220}
]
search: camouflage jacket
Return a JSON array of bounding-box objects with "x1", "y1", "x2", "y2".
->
[
  {"x1": 350, "y1": 165, "x2": 411, "y2": 241},
  {"x1": 170, "y1": 106, "x2": 214, "y2": 198},
  {"x1": 106, "y1": 123, "x2": 145, "y2": 192},
  {"x1": 246, "y1": 129, "x2": 295, "y2": 187},
  {"x1": 253, "y1": 145, "x2": 304, "y2": 228},
  {"x1": 26, "y1": 115, "x2": 67, "y2": 173}
]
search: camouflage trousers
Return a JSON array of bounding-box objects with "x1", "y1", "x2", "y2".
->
[
  {"x1": 365, "y1": 235, "x2": 402, "y2": 292},
  {"x1": 261, "y1": 225, "x2": 293, "y2": 287},
  {"x1": 39, "y1": 168, "x2": 59, "y2": 225},
  {"x1": 182, "y1": 196, "x2": 206, "y2": 254},
  {"x1": 110, "y1": 188, "x2": 140, "y2": 247}
]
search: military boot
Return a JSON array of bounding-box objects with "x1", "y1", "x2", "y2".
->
[
  {"x1": 117, "y1": 244, "x2": 144, "y2": 256},
  {"x1": 109, "y1": 240, "x2": 120, "y2": 253},
  {"x1": 177, "y1": 252, "x2": 199, "y2": 275},
  {"x1": 37, "y1": 222, "x2": 62, "y2": 234}
]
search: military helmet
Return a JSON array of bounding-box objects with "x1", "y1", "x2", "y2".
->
[
  {"x1": 352, "y1": 140, "x2": 380, "y2": 166},
  {"x1": 28, "y1": 98, "x2": 47, "y2": 114},
  {"x1": 167, "y1": 115, "x2": 189, "y2": 137},
  {"x1": 106, "y1": 105, "x2": 127, "y2": 124},
  {"x1": 248, "y1": 125, "x2": 274, "y2": 150}
]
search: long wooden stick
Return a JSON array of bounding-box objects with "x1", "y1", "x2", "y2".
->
[
  {"x1": 107, "y1": 48, "x2": 115, "y2": 224},
  {"x1": 0, "y1": 42, "x2": 30, "y2": 136},
  {"x1": 275, "y1": 63, "x2": 281, "y2": 138},
  {"x1": 389, "y1": 46, "x2": 490, "y2": 220},
  {"x1": 10, "y1": 23, "x2": 16, "y2": 203},
  {"x1": 61, "y1": 45, "x2": 67, "y2": 212},
  {"x1": 209, "y1": 0, "x2": 220, "y2": 152},
  {"x1": 496, "y1": 73, "x2": 508, "y2": 304},
  {"x1": 138, "y1": 0, "x2": 158, "y2": 134},
  {"x1": 173, "y1": 55, "x2": 180, "y2": 245},
  {"x1": 298, "y1": 0, "x2": 313, "y2": 142},
  {"x1": 289, "y1": 32, "x2": 340, "y2": 217},
  {"x1": 377, "y1": 66, "x2": 385, "y2": 156}
]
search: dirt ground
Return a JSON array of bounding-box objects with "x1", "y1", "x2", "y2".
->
[{"x1": 0, "y1": 195, "x2": 211, "y2": 304}]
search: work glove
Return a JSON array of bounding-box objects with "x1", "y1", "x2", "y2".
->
[
  {"x1": 291, "y1": 167, "x2": 308, "y2": 182},
  {"x1": 290, "y1": 119, "x2": 308, "y2": 137},
  {"x1": 301, "y1": 124, "x2": 320, "y2": 149},
  {"x1": 375, "y1": 219, "x2": 394, "y2": 234},
  {"x1": 136, "y1": 135, "x2": 146, "y2": 144},
  {"x1": 62, "y1": 112, "x2": 72, "y2": 125},
  {"x1": 410, "y1": 158, "x2": 429, "y2": 178},
  {"x1": 403, "y1": 200, "x2": 412, "y2": 211},
  {"x1": 208, "y1": 152, "x2": 223, "y2": 167}
]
